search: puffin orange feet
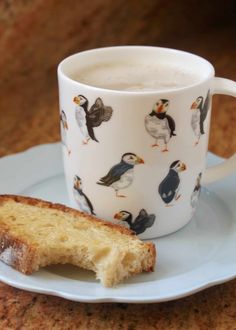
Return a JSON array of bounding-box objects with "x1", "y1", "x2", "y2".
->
[
  {"x1": 82, "y1": 137, "x2": 91, "y2": 145},
  {"x1": 195, "y1": 138, "x2": 200, "y2": 145},
  {"x1": 161, "y1": 144, "x2": 169, "y2": 152},
  {"x1": 175, "y1": 194, "x2": 181, "y2": 201},
  {"x1": 115, "y1": 191, "x2": 126, "y2": 198},
  {"x1": 151, "y1": 143, "x2": 159, "y2": 148}
]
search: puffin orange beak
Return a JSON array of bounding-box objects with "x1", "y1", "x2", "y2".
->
[
  {"x1": 191, "y1": 102, "x2": 197, "y2": 110},
  {"x1": 157, "y1": 104, "x2": 164, "y2": 113},
  {"x1": 75, "y1": 181, "x2": 80, "y2": 189},
  {"x1": 73, "y1": 96, "x2": 80, "y2": 104},
  {"x1": 137, "y1": 157, "x2": 145, "y2": 164},
  {"x1": 181, "y1": 163, "x2": 187, "y2": 171},
  {"x1": 114, "y1": 213, "x2": 121, "y2": 220}
]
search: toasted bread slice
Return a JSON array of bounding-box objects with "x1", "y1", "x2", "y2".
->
[{"x1": 0, "y1": 195, "x2": 156, "y2": 287}]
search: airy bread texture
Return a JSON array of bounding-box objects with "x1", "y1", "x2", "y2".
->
[{"x1": 0, "y1": 195, "x2": 156, "y2": 287}]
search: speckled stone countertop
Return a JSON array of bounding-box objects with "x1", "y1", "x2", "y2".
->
[{"x1": 0, "y1": 1, "x2": 236, "y2": 329}]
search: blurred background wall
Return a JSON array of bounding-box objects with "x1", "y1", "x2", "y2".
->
[{"x1": 0, "y1": 0, "x2": 235, "y2": 156}]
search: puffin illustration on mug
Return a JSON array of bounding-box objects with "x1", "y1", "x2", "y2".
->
[
  {"x1": 97, "y1": 153, "x2": 145, "y2": 197},
  {"x1": 145, "y1": 99, "x2": 176, "y2": 152},
  {"x1": 114, "y1": 209, "x2": 156, "y2": 235},
  {"x1": 73, "y1": 175, "x2": 95, "y2": 215},
  {"x1": 190, "y1": 90, "x2": 210, "y2": 145},
  {"x1": 60, "y1": 110, "x2": 71, "y2": 155},
  {"x1": 158, "y1": 160, "x2": 187, "y2": 206},
  {"x1": 73, "y1": 95, "x2": 113, "y2": 144},
  {"x1": 190, "y1": 172, "x2": 202, "y2": 210}
]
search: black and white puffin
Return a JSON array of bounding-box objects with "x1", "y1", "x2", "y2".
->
[
  {"x1": 145, "y1": 99, "x2": 176, "y2": 152},
  {"x1": 191, "y1": 172, "x2": 202, "y2": 209},
  {"x1": 60, "y1": 110, "x2": 70, "y2": 154},
  {"x1": 114, "y1": 209, "x2": 156, "y2": 235},
  {"x1": 73, "y1": 95, "x2": 113, "y2": 144},
  {"x1": 97, "y1": 153, "x2": 144, "y2": 197},
  {"x1": 190, "y1": 90, "x2": 210, "y2": 145},
  {"x1": 73, "y1": 175, "x2": 95, "y2": 215},
  {"x1": 158, "y1": 160, "x2": 186, "y2": 206}
]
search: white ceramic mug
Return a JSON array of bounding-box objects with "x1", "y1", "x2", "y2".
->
[{"x1": 58, "y1": 46, "x2": 236, "y2": 238}]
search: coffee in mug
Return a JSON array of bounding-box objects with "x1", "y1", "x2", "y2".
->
[{"x1": 74, "y1": 61, "x2": 201, "y2": 91}]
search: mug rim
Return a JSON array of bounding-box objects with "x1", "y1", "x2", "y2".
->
[{"x1": 58, "y1": 46, "x2": 215, "y2": 95}]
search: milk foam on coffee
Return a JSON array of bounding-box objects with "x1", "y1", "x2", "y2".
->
[{"x1": 75, "y1": 61, "x2": 201, "y2": 91}]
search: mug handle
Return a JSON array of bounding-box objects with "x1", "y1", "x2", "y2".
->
[{"x1": 202, "y1": 77, "x2": 236, "y2": 185}]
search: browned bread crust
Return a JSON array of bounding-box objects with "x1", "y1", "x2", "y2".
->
[
  {"x1": 0, "y1": 231, "x2": 38, "y2": 274},
  {"x1": 0, "y1": 194, "x2": 137, "y2": 236}
]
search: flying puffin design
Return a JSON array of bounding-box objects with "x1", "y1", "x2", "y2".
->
[
  {"x1": 114, "y1": 209, "x2": 156, "y2": 235},
  {"x1": 97, "y1": 153, "x2": 144, "y2": 197},
  {"x1": 158, "y1": 160, "x2": 187, "y2": 206},
  {"x1": 190, "y1": 90, "x2": 210, "y2": 145},
  {"x1": 191, "y1": 172, "x2": 202, "y2": 209},
  {"x1": 73, "y1": 175, "x2": 95, "y2": 215},
  {"x1": 60, "y1": 110, "x2": 70, "y2": 155},
  {"x1": 145, "y1": 99, "x2": 176, "y2": 152},
  {"x1": 73, "y1": 95, "x2": 113, "y2": 144}
]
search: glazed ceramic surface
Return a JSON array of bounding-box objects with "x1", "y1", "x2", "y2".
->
[
  {"x1": 58, "y1": 46, "x2": 236, "y2": 238},
  {"x1": 0, "y1": 143, "x2": 236, "y2": 303}
]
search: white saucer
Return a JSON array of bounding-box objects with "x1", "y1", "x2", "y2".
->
[{"x1": 0, "y1": 143, "x2": 235, "y2": 303}]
